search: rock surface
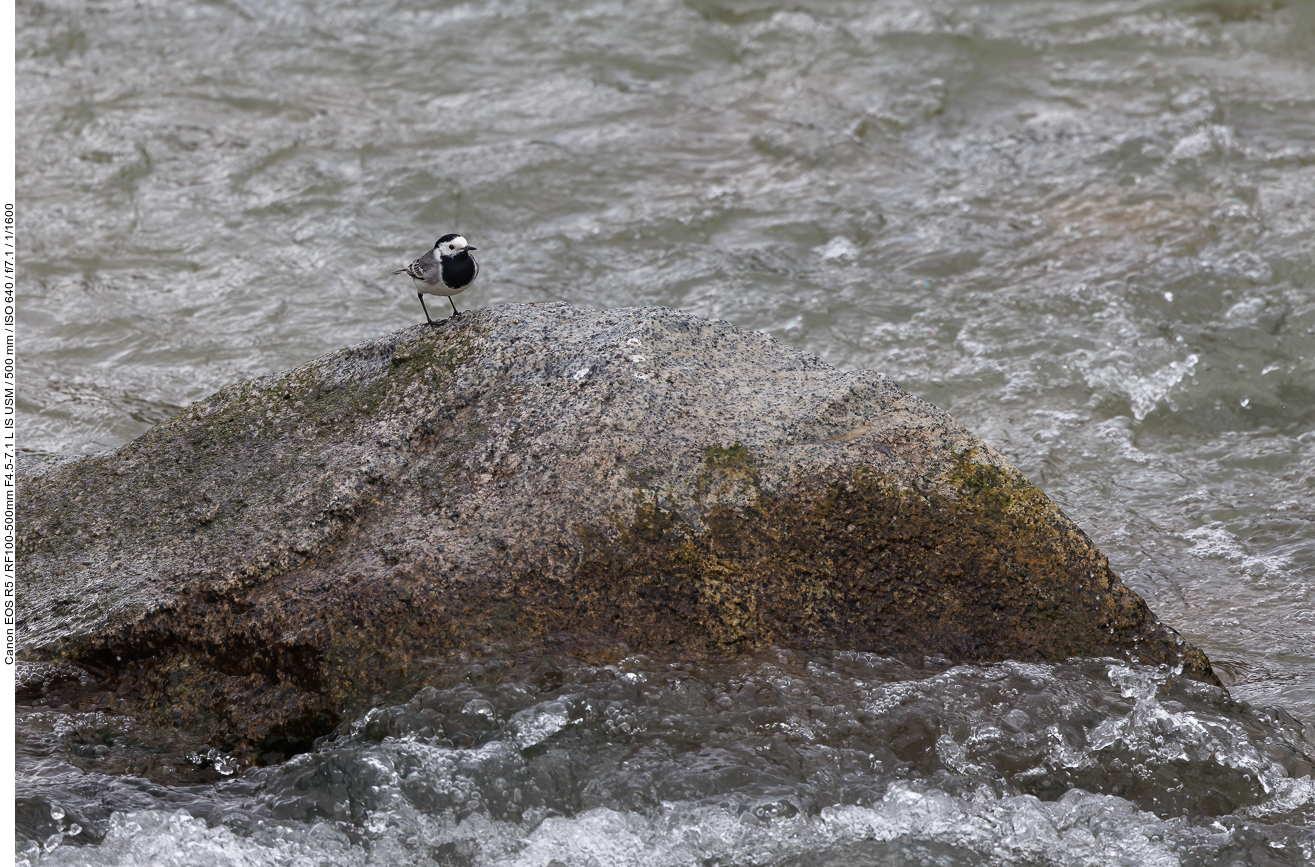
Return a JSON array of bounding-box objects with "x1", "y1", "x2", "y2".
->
[{"x1": 17, "y1": 303, "x2": 1217, "y2": 760}]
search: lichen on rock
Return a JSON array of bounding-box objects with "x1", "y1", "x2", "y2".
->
[{"x1": 17, "y1": 303, "x2": 1217, "y2": 762}]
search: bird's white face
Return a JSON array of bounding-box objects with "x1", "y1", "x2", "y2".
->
[{"x1": 435, "y1": 236, "x2": 471, "y2": 256}]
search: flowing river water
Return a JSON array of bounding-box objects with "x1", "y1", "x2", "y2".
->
[{"x1": 15, "y1": 0, "x2": 1315, "y2": 863}]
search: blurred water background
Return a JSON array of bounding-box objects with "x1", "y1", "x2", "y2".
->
[{"x1": 15, "y1": 0, "x2": 1315, "y2": 863}]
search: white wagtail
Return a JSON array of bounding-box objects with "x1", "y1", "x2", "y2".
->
[{"x1": 393, "y1": 233, "x2": 480, "y2": 324}]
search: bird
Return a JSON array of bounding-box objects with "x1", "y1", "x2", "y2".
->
[{"x1": 393, "y1": 233, "x2": 480, "y2": 325}]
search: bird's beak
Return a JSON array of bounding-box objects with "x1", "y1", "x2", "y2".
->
[{"x1": 465, "y1": 246, "x2": 478, "y2": 252}]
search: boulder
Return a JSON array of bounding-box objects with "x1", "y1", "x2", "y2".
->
[{"x1": 17, "y1": 303, "x2": 1217, "y2": 760}]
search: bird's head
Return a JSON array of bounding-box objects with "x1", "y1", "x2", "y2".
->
[{"x1": 434, "y1": 233, "x2": 477, "y2": 257}]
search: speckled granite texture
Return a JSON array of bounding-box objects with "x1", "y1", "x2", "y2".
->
[{"x1": 17, "y1": 303, "x2": 1216, "y2": 759}]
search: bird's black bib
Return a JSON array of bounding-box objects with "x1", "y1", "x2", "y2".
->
[{"x1": 443, "y1": 252, "x2": 477, "y2": 290}]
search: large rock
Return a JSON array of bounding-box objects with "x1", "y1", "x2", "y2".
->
[{"x1": 17, "y1": 303, "x2": 1216, "y2": 760}]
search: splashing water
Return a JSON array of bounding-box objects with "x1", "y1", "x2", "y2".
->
[{"x1": 17, "y1": 651, "x2": 1315, "y2": 866}]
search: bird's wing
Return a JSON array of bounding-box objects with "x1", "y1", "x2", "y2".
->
[{"x1": 395, "y1": 255, "x2": 435, "y2": 279}]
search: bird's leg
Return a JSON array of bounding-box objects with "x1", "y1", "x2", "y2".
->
[
  {"x1": 417, "y1": 293, "x2": 436, "y2": 325},
  {"x1": 448, "y1": 296, "x2": 461, "y2": 319}
]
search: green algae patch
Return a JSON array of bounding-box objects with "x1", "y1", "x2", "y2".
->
[
  {"x1": 946, "y1": 451, "x2": 1020, "y2": 520},
  {"x1": 696, "y1": 441, "x2": 760, "y2": 504},
  {"x1": 703, "y1": 441, "x2": 754, "y2": 472}
]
